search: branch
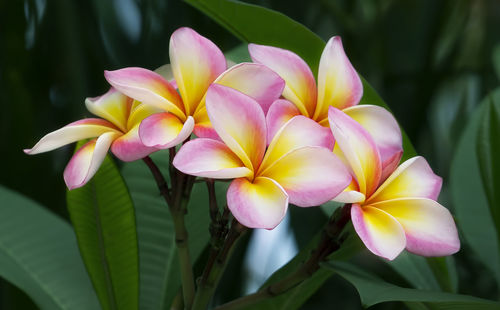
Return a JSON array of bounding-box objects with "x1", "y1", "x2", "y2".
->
[{"x1": 215, "y1": 204, "x2": 352, "y2": 310}]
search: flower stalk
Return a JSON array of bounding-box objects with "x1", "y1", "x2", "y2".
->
[
  {"x1": 142, "y1": 155, "x2": 196, "y2": 309},
  {"x1": 214, "y1": 204, "x2": 352, "y2": 310},
  {"x1": 192, "y1": 220, "x2": 248, "y2": 310}
]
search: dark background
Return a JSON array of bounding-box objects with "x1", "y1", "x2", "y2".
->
[{"x1": 1, "y1": 0, "x2": 500, "y2": 308}]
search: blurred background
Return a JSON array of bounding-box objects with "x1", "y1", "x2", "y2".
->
[{"x1": 1, "y1": 0, "x2": 500, "y2": 308}]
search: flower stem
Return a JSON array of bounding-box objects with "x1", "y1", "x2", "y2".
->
[
  {"x1": 214, "y1": 204, "x2": 352, "y2": 310},
  {"x1": 192, "y1": 220, "x2": 248, "y2": 310},
  {"x1": 142, "y1": 156, "x2": 196, "y2": 309}
]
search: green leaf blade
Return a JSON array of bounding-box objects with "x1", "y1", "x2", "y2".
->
[
  {"x1": 66, "y1": 154, "x2": 138, "y2": 310},
  {"x1": 451, "y1": 88, "x2": 500, "y2": 284},
  {"x1": 0, "y1": 185, "x2": 100, "y2": 310},
  {"x1": 326, "y1": 261, "x2": 500, "y2": 309},
  {"x1": 477, "y1": 94, "x2": 500, "y2": 242}
]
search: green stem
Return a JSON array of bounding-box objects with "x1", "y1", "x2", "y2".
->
[
  {"x1": 192, "y1": 220, "x2": 248, "y2": 310},
  {"x1": 172, "y1": 207, "x2": 196, "y2": 309},
  {"x1": 142, "y1": 156, "x2": 196, "y2": 309},
  {"x1": 215, "y1": 204, "x2": 352, "y2": 310}
]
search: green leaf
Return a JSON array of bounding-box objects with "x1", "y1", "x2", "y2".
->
[
  {"x1": 0, "y1": 185, "x2": 100, "y2": 310},
  {"x1": 121, "y1": 150, "x2": 211, "y2": 310},
  {"x1": 477, "y1": 93, "x2": 500, "y2": 244},
  {"x1": 493, "y1": 44, "x2": 500, "y2": 81},
  {"x1": 225, "y1": 44, "x2": 251, "y2": 64},
  {"x1": 66, "y1": 151, "x2": 138, "y2": 310},
  {"x1": 384, "y1": 254, "x2": 457, "y2": 293},
  {"x1": 326, "y1": 261, "x2": 500, "y2": 309},
  {"x1": 450, "y1": 88, "x2": 500, "y2": 283},
  {"x1": 184, "y1": 0, "x2": 324, "y2": 75},
  {"x1": 384, "y1": 253, "x2": 441, "y2": 291}
]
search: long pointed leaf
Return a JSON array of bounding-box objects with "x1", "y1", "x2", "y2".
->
[
  {"x1": 66, "y1": 152, "x2": 138, "y2": 310},
  {"x1": 451, "y1": 88, "x2": 500, "y2": 284},
  {"x1": 477, "y1": 93, "x2": 500, "y2": 244},
  {"x1": 0, "y1": 185, "x2": 100, "y2": 310},
  {"x1": 326, "y1": 261, "x2": 500, "y2": 309}
]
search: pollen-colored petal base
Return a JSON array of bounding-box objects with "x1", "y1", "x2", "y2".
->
[
  {"x1": 328, "y1": 107, "x2": 381, "y2": 197},
  {"x1": 104, "y1": 67, "x2": 185, "y2": 120},
  {"x1": 351, "y1": 204, "x2": 406, "y2": 260},
  {"x1": 85, "y1": 88, "x2": 131, "y2": 132},
  {"x1": 371, "y1": 198, "x2": 460, "y2": 256},
  {"x1": 314, "y1": 36, "x2": 362, "y2": 121},
  {"x1": 169, "y1": 27, "x2": 226, "y2": 116},
  {"x1": 261, "y1": 146, "x2": 351, "y2": 207},
  {"x1": 260, "y1": 115, "x2": 334, "y2": 173},
  {"x1": 227, "y1": 177, "x2": 288, "y2": 229},
  {"x1": 367, "y1": 156, "x2": 442, "y2": 204}
]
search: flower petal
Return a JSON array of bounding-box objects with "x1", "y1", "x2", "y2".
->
[
  {"x1": 139, "y1": 113, "x2": 194, "y2": 149},
  {"x1": 173, "y1": 138, "x2": 252, "y2": 179},
  {"x1": 260, "y1": 115, "x2": 334, "y2": 174},
  {"x1": 104, "y1": 67, "x2": 185, "y2": 121},
  {"x1": 111, "y1": 124, "x2": 158, "y2": 162},
  {"x1": 170, "y1": 27, "x2": 226, "y2": 116},
  {"x1": 344, "y1": 105, "x2": 403, "y2": 181},
  {"x1": 351, "y1": 204, "x2": 406, "y2": 260},
  {"x1": 85, "y1": 88, "x2": 131, "y2": 132},
  {"x1": 227, "y1": 177, "x2": 288, "y2": 229},
  {"x1": 371, "y1": 198, "x2": 460, "y2": 256},
  {"x1": 333, "y1": 178, "x2": 365, "y2": 203},
  {"x1": 266, "y1": 99, "x2": 301, "y2": 143},
  {"x1": 63, "y1": 132, "x2": 119, "y2": 190},
  {"x1": 192, "y1": 106, "x2": 220, "y2": 139},
  {"x1": 314, "y1": 36, "x2": 362, "y2": 122},
  {"x1": 206, "y1": 84, "x2": 266, "y2": 171},
  {"x1": 213, "y1": 63, "x2": 285, "y2": 114},
  {"x1": 260, "y1": 146, "x2": 351, "y2": 207},
  {"x1": 24, "y1": 119, "x2": 119, "y2": 155},
  {"x1": 328, "y1": 107, "x2": 382, "y2": 197},
  {"x1": 249, "y1": 43, "x2": 317, "y2": 117},
  {"x1": 126, "y1": 102, "x2": 164, "y2": 129},
  {"x1": 367, "y1": 156, "x2": 442, "y2": 204}
]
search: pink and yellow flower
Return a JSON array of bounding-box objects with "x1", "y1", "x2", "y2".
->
[
  {"x1": 249, "y1": 38, "x2": 402, "y2": 180},
  {"x1": 104, "y1": 27, "x2": 285, "y2": 148},
  {"x1": 328, "y1": 107, "x2": 460, "y2": 260},
  {"x1": 24, "y1": 88, "x2": 161, "y2": 189},
  {"x1": 173, "y1": 84, "x2": 351, "y2": 229}
]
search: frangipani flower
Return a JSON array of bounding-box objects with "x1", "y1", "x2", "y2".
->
[
  {"x1": 104, "y1": 27, "x2": 285, "y2": 149},
  {"x1": 24, "y1": 88, "x2": 160, "y2": 189},
  {"x1": 173, "y1": 84, "x2": 351, "y2": 229},
  {"x1": 328, "y1": 107, "x2": 460, "y2": 260},
  {"x1": 249, "y1": 38, "x2": 402, "y2": 180}
]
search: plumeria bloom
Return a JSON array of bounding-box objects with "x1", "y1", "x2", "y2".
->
[
  {"x1": 173, "y1": 84, "x2": 351, "y2": 229},
  {"x1": 104, "y1": 27, "x2": 285, "y2": 149},
  {"x1": 249, "y1": 38, "x2": 402, "y2": 180},
  {"x1": 328, "y1": 107, "x2": 460, "y2": 260},
  {"x1": 24, "y1": 88, "x2": 160, "y2": 189}
]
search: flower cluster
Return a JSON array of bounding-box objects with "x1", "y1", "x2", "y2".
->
[{"x1": 25, "y1": 27, "x2": 459, "y2": 260}]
